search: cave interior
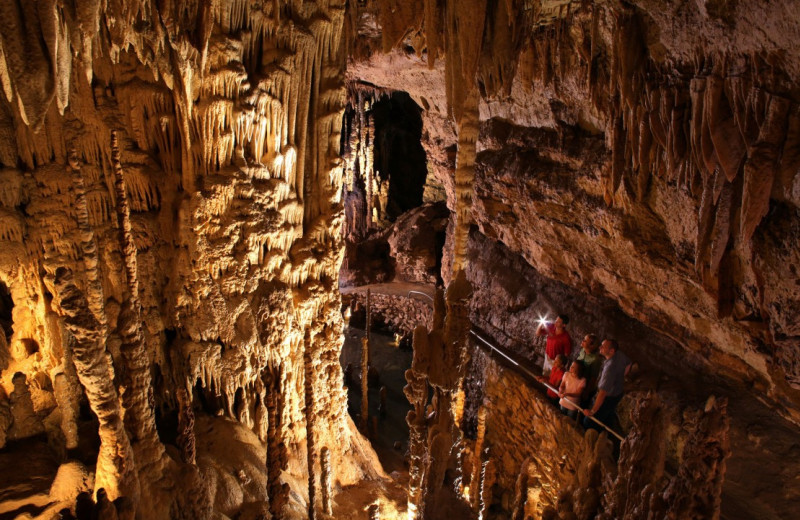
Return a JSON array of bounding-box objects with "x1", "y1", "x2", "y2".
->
[{"x1": 1, "y1": 1, "x2": 800, "y2": 519}]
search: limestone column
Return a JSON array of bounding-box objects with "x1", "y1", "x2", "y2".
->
[
  {"x1": 110, "y1": 131, "x2": 165, "y2": 477},
  {"x1": 52, "y1": 267, "x2": 139, "y2": 503},
  {"x1": 303, "y1": 328, "x2": 319, "y2": 520},
  {"x1": 321, "y1": 446, "x2": 332, "y2": 516}
]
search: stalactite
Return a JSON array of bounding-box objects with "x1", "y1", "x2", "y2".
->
[
  {"x1": 51, "y1": 267, "x2": 139, "y2": 503},
  {"x1": 110, "y1": 131, "x2": 166, "y2": 477},
  {"x1": 740, "y1": 95, "x2": 790, "y2": 243},
  {"x1": 303, "y1": 327, "x2": 319, "y2": 520},
  {"x1": 451, "y1": 87, "x2": 479, "y2": 275}
]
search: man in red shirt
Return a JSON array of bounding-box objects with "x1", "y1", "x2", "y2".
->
[{"x1": 536, "y1": 314, "x2": 573, "y2": 373}]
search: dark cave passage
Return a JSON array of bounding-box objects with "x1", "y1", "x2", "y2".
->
[
  {"x1": 0, "y1": 281, "x2": 13, "y2": 344},
  {"x1": 340, "y1": 325, "x2": 413, "y2": 474},
  {"x1": 372, "y1": 92, "x2": 429, "y2": 221}
]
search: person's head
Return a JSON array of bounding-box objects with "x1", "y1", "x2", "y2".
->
[
  {"x1": 581, "y1": 333, "x2": 598, "y2": 354},
  {"x1": 569, "y1": 360, "x2": 585, "y2": 378},
  {"x1": 554, "y1": 354, "x2": 567, "y2": 369},
  {"x1": 600, "y1": 339, "x2": 618, "y2": 358},
  {"x1": 555, "y1": 314, "x2": 569, "y2": 331}
]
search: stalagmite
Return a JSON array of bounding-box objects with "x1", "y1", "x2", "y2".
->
[
  {"x1": 264, "y1": 368, "x2": 289, "y2": 519},
  {"x1": 405, "y1": 326, "x2": 431, "y2": 520},
  {"x1": 176, "y1": 388, "x2": 196, "y2": 465},
  {"x1": 51, "y1": 267, "x2": 138, "y2": 503},
  {"x1": 360, "y1": 338, "x2": 370, "y2": 432},
  {"x1": 477, "y1": 454, "x2": 495, "y2": 520},
  {"x1": 303, "y1": 328, "x2": 320, "y2": 520},
  {"x1": 321, "y1": 446, "x2": 333, "y2": 516},
  {"x1": 511, "y1": 457, "x2": 532, "y2": 520},
  {"x1": 110, "y1": 130, "x2": 166, "y2": 479},
  {"x1": 469, "y1": 404, "x2": 488, "y2": 507},
  {"x1": 8, "y1": 372, "x2": 43, "y2": 440},
  {"x1": 52, "y1": 369, "x2": 80, "y2": 450}
]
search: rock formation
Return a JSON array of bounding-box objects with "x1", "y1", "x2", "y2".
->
[
  {"x1": 0, "y1": 0, "x2": 799, "y2": 518},
  {"x1": 0, "y1": 0, "x2": 368, "y2": 517}
]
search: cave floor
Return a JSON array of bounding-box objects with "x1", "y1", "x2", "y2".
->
[
  {"x1": 0, "y1": 436, "x2": 59, "y2": 519},
  {"x1": 341, "y1": 325, "x2": 504, "y2": 519},
  {"x1": 341, "y1": 325, "x2": 413, "y2": 475}
]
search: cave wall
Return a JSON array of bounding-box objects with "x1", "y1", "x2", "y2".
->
[
  {"x1": 344, "y1": 0, "x2": 800, "y2": 424},
  {"x1": 336, "y1": 2, "x2": 800, "y2": 518},
  {"x1": 474, "y1": 349, "x2": 585, "y2": 514},
  {"x1": 0, "y1": 0, "x2": 374, "y2": 516}
]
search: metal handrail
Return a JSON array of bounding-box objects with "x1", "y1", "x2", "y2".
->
[
  {"x1": 469, "y1": 329, "x2": 625, "y2": 442},
  {"x1": 407, "y1": 290, "x2": 434, "y2": 302}
]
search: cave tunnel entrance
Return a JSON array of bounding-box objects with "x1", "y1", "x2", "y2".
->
[
  {"x1": 338, "y1": 84, "x2": 446, "y2": 473},
  {"x1": 372, "y1": 91, "x2": 428, "y2": 221},
  {"x1": 339, "y1": 87, "x2": 448, "y2": 289},
  {"x1": 0, "y1": 280, "x2": 13, "y2": 344}
]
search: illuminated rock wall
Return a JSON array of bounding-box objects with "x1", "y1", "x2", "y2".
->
[
  {"x1": 344, "y1": 0, "x2": 800, "y2": 425},
  {"x1": 0, "y1": 1, "x2": 372, "y2": 517}
]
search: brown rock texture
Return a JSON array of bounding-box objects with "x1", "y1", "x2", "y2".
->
[
  {"x1": 340, "y1": 2, "x2": 800, "y2": 516},
  {"x1": 0, "y1": 0, "x2": 376, "y2": 517},
  {"x1": 1, "y1": 0, "x2": 800, "y2": 518},
  {"x1": 344, "y1": 0, "x2": 800, "y2": 419}
]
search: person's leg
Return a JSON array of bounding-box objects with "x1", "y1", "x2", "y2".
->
[
  {"x1": 593, "y1": 394, "x2": 623, "y2": 429},
  {"x1": 582, "y1": 392, "x2": 598, "y2": 429}
]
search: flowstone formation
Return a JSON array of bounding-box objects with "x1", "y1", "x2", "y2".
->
[{"x1": 0, "y1": 1, "x2": 379, "y2": 518}]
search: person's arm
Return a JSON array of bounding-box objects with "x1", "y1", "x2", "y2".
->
[
  {"x1": 537, "y1": 322, "x2": 554, "y2": 337},
  {"x1": 583, "y1": 389, "x2": 606, "y2": 416}
]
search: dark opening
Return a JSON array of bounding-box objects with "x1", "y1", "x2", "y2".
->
[
  {"x1": 164, "y1": 328, "x2": 178, "y2": 345},
  {"x1": 0, "y1": 281, "x2": 13, "y2": 342},
  {"x1": 372, "y1": 92, "x2": 428, "y2": 221},
  {"x1": 21, "y1": 339, "x2": 39, "y2": 356}
]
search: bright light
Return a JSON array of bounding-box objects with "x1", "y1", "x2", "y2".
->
[{"x1": 537, "y1": 315, "x2": 549, "y2": 327}]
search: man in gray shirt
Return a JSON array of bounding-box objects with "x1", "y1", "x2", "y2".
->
[{"x1": 582, "y1": 339, "x2": 631, "y2": 431}]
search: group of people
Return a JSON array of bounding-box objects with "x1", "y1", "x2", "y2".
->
[{"x1": 535, "y1": 315, "x2": 631, "y2": 431}]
